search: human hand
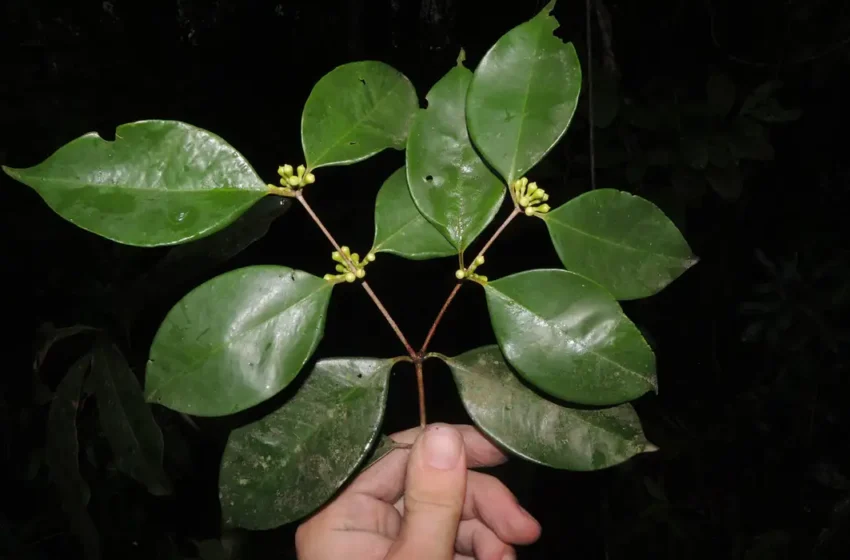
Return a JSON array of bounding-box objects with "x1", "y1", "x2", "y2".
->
[{"x1": 295, "y1": 423, "x2": 541, "y2": 560}]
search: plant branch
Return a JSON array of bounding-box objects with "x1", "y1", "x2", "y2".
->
[
  {"x1": 415, "y1": 361, "x2": 426, "y2": 427},
  {"x1": 473, "y1": 206, "x2": 521, "y2": 262},
  {"x1": 295, "y1": 191, "x2": 416, "y2": 359},
  {"x1": 420, "y1": 282, "x2": 461, "y2": 355},
  {"x1": 419, "y1": 206, "x2": 522, "y2": 356}
]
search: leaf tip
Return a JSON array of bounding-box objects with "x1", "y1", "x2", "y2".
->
[
  {"x1": 456, "y1": 47, "x2": 467, "y2": 67},
  {"x1": 642, "y1": 442, "x2": 660, "y2": 454},
  {"x1": 1, "y1": 165, "x2": 20, "y2": 179}
]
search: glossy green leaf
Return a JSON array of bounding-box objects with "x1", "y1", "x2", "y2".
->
[
  {"x1": 406, "y1": 60, "x2": 505, "y2": 251},
  {"x1": 219, "y1": 357, "x2": 392, "y2": 529},
  {"x1": 706, "y1": 73, "x2": 736, "y2": 116},
  {"x1": 484, "y1": 269, "x2": 656, "y2": 405},
  {"x1": 371, "y1": 166, "x2": 456, "y2": 259},
  {"x1": 446, "y1": 346, "x2": 656, "y2": 470},
  {"x1": 542, "y1": 189, "x2": 697, "y2": 300},
  {"x1": 46, "y1": 354, "x2": 101, "y2": 560},
  {"x1": 466, "y1": 1, "x2": 582, "y2": 185},
  {"x1": 302, "y1": 61, "x2": 418, "y2": 169},
  {"x1": 92, "y1": 341, "x2": 171, "y2": 495},
  {"x1": 145, "y1": 266, "x2": 333, "y2": 416},
  {"x1": 2, "y1": 120, "x2": 267, "y2": 247}
]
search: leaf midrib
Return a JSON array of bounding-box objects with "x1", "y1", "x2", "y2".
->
[
  {"x1": 546, "y1": 215, "x2": 689, "y2": 262},
  {"x1": 15, "y1": 173, "x2": 265, "y2": 194},
  {"x1": 308, "y1": 75, "x2": 409, "y2": 168},
  {"x1": 147, "y1": 283, "x2": 332, "y2": 400},
  {"x1": 506, "y1": 21, "x2": 546, "y2": 184},
  {"x1": 450, "y1": 357, "x2": 637, "y2": 444},
  {"x1": 486, "y1": 288, "x2": 652, "y2": 386}
]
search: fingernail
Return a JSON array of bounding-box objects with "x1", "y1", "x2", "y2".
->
[
  {"x1": 423, "y1": 426, "x2": 462, "y2": 470},
  {"x1": 502, "y1": 550, "x2": 516, "y2": 560}
]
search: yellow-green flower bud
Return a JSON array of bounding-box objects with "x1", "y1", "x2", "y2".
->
[
  {"x1": 335, "y1": 264, "x2": 347, "y2": 273},
  {"x1": 366, "y1": 252, "x2": 376, "y2": 262},
  {"x1": 351, "y1": 253, "x2": 360, "y2": 264},
  {"x1": 304, "y1": 172, "x2": 316, "y2": 184},
  {"x1": 477, "y1": 275, "x2": 488, "y2": 282},
  {"x1": 519, "y1": 196, "x2": 530, "y2": 207},
  {"x1": 297, "y1": 165, "x2": 306, "y2": 178},
  {"x1": 332, "y1": 251, "x2": 343, "y2": 262},
  {"x1": 355, "y1": 268, "x2": 366, "y2": 279},
  {"x1": 474, "y1": 255, "x2": 485, "y2": 266},
  {"x1": 538, "y1": 203, "x2": 551, "y2": 213},
  {"x1": 527, "y1": 182, "x2": 538, "y2": 195},
  {"x1": 323, "y1": 274, "x2": 334, "y2": 281},
  {"x1": 530, "y1": 188, "x2": 545, "y2": 201},
  {"x1": 288, "y1": 176, "x2": 301, "y2": 187},
  {"x1": 280, "y1": 164, "x2": 294, "y2": 177},
  {"x1": 542, "y1": 193, "x2": 549, "y2": 202},
  {"x1": 455, "y1": 269, "x2": 466, "y2": 280},
  {"x1": 525, "y1": 207, "x2": 535, "y2": 216},
  {"x1": 341, "y1": 246, "x2": 350, "y2": 256},
  {"x1": 345, "y1": 272, "x2": 356, "y2": 283}
]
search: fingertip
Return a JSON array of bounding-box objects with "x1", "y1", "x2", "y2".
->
[{"x1": 510, "y1": 505, "x2": 541, "y2": 545}]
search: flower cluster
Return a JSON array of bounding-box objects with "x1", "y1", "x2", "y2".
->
[
  {"x1": 324, "y1": 246, "x2": 376, "y2": 283},
  {"x1": 511, "y1": 177, "x2": 550, "y2": 216}
]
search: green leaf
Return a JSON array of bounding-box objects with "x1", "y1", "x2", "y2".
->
[
  {"x1": 541, "y1": 189, "x2": 697, "y2": 300},
  {"x1": 46, "y1": 354, "x2": 101, "y2": 559},
  {"x1": 219, "y1": 357, "x2": 392, "y2": 530},
  {"x1": 301, "y1": 61, "x2": 419, "y2": 170},
  {"x1": 406, "y1": 61, "x2": 505, "y2": 251},
  {"x1": 706, "y1": 73, "x2": 736, "y2": 116},
  {"x1": 145, "y1": 266, "x2": 333, "y2": 416},
  {"x1": 371, "y1": 166, "x2": 456, "y2": 259},
  {"x1": 33, "y1": 322, "x2": 96, "y2": 372},
  {"x1": 466, "y1": 1, "x2": 582, "y2": 185},
  {"x1": 2, "y1": 121, "x2": 267, "y2": 247},
  {"x1": 739, "y1": 80, "x2": 783, "y2": 116},
  {"x1": 92, "y1": 340, "x2": 171, "y2": 495},
  {"x1": 483, "y1": 269, "x2": 656, "y2": 405},
  {"x1": 446, "y1": 346, "x2": 657, "y2": 470}
]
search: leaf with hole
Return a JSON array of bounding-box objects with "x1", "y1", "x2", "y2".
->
[
  {"x1": 371, "y1": 166, "x2": 456, "y2": 259},
  {"x1": 302, "y1": 61, "x2": 418, "y2": 170},
  {"x1": 145, "y1": 266, "x2": 333, "y2": 416},
  {"x1": 92, "y1": 340, "x2": 171, "y2": 495},
  {"x1": 46, "y1": 354, "x2": 101, "y2": 560},
  {"x1": 219, "y1": 357, "x2": 392, "y2": 529},
  {"x1": 2, "y1": 120, "x2": 268, "y2": 247},
  {"x1": 445, "y1": 346, "x2": 656, "y2": 470},
  {"x1": 466, "y1": 1, "x2": 581, "y2": 185},
  {"x1": 406, "y1": 58, "x2": 505, "y2": 251},
  {"x1": 542, "y1": 189, "x2": 697, "y2": 300},
  {"x1": 483, "y1": 269, "x2": 656, "y2": 405}
]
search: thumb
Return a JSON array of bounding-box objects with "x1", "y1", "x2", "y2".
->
[{"x1": 386, "y1": 424, "x2": 467, "y2": 560}]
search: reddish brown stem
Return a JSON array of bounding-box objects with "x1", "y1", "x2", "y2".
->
[
  {"x1": 295, "y1": 192, "x2": 416, "y2": 359},
  {"x1": 420, "y1": 282, "x2": 461, "y2": 355},
  {"x1": 415, "y1": 361, "x2": 426, "y2": 427},
  {"x1": 361, "y1": 281, "x2": 416, "y2": 359},
  {"x1": 473, "y1": 206, "x2": 521, "y2": 262},
  {"x1": 418, "y1": 206, "x2": 522, "y2": 356}
]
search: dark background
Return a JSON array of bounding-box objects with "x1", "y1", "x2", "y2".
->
[{"x1": 1, "y1": 0, "x2": 848, "y2": 558}]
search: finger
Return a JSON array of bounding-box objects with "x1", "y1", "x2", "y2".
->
[
  {"x1": 455, "y1": 518, "x2": 516, "y2": 560},
  {"x1": 461, "y1": 471, "x2": 541, "y2": 545},
  {"x1": 295, "y1": 499, "x2": 396, "y2": 560},
  {"x1": 386, "y1": 424, "x2": 467, "y2": 560},
  {"x1": 346, "y1": 424, "x2": 507, "y2": 504}
]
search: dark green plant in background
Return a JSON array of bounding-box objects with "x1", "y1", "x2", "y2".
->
[{"x1": 3, "y1": 1, "x2": 700, "y2": 553}]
